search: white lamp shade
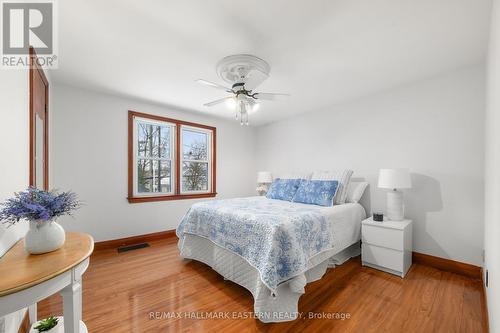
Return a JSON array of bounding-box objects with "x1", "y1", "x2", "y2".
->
[
  {"x1": 378, "y1": 168, "x2": 412, "y2": 189},
  {"x1": 257, "y1": 171, "x2": 273, "y2": 183}
]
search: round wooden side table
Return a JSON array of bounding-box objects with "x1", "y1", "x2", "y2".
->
[{"x1": 0, "y1": 232, "x2": 94, "y2": 333}]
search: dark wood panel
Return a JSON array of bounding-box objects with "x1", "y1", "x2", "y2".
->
[
  {"x1": 413, "y1": 251, "x2": 481, "y2": 279},
  {"x1": 37, "y1": 238, "x2": 487, "y2": 333}
]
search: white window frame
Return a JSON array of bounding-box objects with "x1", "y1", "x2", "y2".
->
[
  {"x1": 180, "y1": 125, "x2": 212, "y2": 194},
  {"x1": 133, "y1": 116, "x2": 176, "y2": 197}
]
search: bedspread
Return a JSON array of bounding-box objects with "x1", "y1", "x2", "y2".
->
[{"x1": 176, "y1": 197, "x2": 341, "y2": 292}]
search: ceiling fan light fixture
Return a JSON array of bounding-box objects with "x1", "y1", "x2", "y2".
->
[
  {"x1": 225, "y1": 97, "x2": 237, "y2": 110},
  {"x1": 197, "y1": 54, "x2": 289, "y2": 126}
]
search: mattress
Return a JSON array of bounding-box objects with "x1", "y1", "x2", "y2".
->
[{"x1": 177, "y1": 200, "x2": 366, "y2": 322}]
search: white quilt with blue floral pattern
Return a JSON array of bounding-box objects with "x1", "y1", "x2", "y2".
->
[{"x1": 177, "y1": 196, "x2": 352, "y2": 292}]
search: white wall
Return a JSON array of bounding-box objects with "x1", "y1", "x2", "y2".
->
[
  {"x1": 256, "y1": 65, "x2": 485, "y2": 266},
  {"x1": 51, "y1": 84, "x2": 257, "y2": 241},
  {"x1": 0, "y1": 70, "x2": 30, "y2": 332},
  {"x1": 485, "y1": 0, "x2": 500, "y2": 331}
]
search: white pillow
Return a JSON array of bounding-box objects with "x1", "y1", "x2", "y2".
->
[
  {"x1": 346, "y1": 181, "x2": 369, "y2": 203},
  {"x1": 277, "y1": 172, "x2": 312, "y2": 180},
  {"x1": 311, "y1": 170, "x2": 353, "y2": 204}
]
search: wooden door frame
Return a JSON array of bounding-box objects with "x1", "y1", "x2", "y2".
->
[{"x1": 29, "y1": 46, "x2": 49, "y2": 190}]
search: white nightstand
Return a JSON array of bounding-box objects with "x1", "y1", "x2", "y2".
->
[{"x1": 361, "y1": 217, "x2": 412, "y2": 278}]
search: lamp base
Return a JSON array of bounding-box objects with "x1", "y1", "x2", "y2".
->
[
  {"x1": 387, "y1": 190, "x2": 404, "y2": 221},
  {"x1": 256, "y1": 183, "x2": 270, "y2": 196}
]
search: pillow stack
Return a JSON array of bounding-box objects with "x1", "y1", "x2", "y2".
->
[{"x1": 266, "y1": 169, "x2": 354, "y2": 207}]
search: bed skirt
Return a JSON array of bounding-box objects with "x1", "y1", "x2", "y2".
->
[{"x1": 179, "y1": 234, "x2": 360, "y2": 323}]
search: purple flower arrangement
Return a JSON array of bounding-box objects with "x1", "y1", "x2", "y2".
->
[{"x1": 0, "y1": 187, "x2": 81, "y2": 225}]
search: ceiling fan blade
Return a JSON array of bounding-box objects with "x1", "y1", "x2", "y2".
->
[
  {"x1": 203, "y1": 97, "x2": 233, "y2": 107},
  {"x1": 196, "y1": 79, "x2": 232, "y2": 91},
  {"x1": 243, "y1": 70, "x2": 269, "y2": 91},
  {"x1": 253, "y1": 93, "x2": 290, "y2": 101}
]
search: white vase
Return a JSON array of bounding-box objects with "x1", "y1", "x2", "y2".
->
[{"x1": 24, "y1": 220, "x2": 66, "y2": 254}]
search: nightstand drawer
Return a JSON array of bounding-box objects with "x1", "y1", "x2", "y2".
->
[
  {"x1": 362, "y1": 243, "x2": 404, "y2": 273},
  {"x1": 362, "y1": 224, "x2": 403, "y2": 251}
]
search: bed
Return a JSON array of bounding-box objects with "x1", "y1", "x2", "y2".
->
[{"x1": 176, "y1": 196, "x2": 366, "y2": 323}]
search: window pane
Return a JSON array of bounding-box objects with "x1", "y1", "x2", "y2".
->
[
  {"x1": 182, "y1": 162, "x2": 208, "y2": 191},
  {"x1": 158, "y1": 160, "x2": 172, "y2": 192},
  {"x1": 137, "y1": 122, "x2": 170, "y2": 158},
  {"x1": 182, "y1": 129, "x2": 207, "y2": 160},
  {"x1": 137, "y1": 159, "x2": 172, "y2": 193},
  {"x1": 137, "y1": 123, "x2": 150, "y2": 157},
  {"x1": 159, "y1": 126, "x2": 170, "y2": 158}
]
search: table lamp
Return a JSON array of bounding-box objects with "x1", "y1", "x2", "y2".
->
[
  {"x1": 378, "y1": 168, "x2": 411, "y2": 221},
  {"x1": 256, "y1": 171, "x2": 273, "y2": 196}
]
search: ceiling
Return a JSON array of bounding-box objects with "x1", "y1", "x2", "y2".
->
[{"x1": 53, "y1": 0, "x2": 492, "y2": 126}]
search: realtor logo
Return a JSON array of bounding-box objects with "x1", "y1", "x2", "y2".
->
[{"x1": 1, "y1": 0, "x2": 57, "y2": 68}]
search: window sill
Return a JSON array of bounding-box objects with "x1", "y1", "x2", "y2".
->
[{"x1": 127, "y1": 192, "x2": 217, "y2": 204}]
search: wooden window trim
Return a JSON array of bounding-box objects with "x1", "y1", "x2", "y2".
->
[
  {"x1": 29, "y1": 46, "x2": 49, "y2": 190},
  {"x1": 127, "y1": 110, "x2": 217, "y2": 203}
]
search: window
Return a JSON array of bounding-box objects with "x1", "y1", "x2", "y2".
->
[
  {"x1": 128, "y1": 111, "x2": 216, "y2": 203},
  {"x1": 136, "y1": 119, "x2": 174, "y2": 194},
  {"x1": 181, "y1": 127, "x2": 211, "y2": 193}
]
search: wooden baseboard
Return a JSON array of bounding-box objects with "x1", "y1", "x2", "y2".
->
[
  {"x1": 18, "y1": 310, "x2": 30, "y2": 333},
  {"x1": 481, "y1": 268, "x2": 489, "y2": 332},
  {"x1": 412, "y1": 251, "x2": 481, "y2": 279},
  {"x1": 95, "y1": 235, "x2": 482, "y2": 279},
  {"x1": 94, "y1": 230, "x2": 177, "y2": 251}
]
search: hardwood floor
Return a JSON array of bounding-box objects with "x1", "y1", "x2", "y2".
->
[{"x1": 38, "y1": 238, "x2": 487, "y2": 333}]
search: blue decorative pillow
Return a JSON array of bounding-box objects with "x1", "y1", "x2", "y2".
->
[
  {"x1": 292, "y1": 180, "x2": 339, "y2": 206},
  {"x1": 266, "y1": 178, "x2": 303, "y2": 201}
]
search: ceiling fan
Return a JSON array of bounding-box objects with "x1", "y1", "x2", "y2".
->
[{"x1": 197, "y1": 54, "x2": 289, "y2": 125}]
